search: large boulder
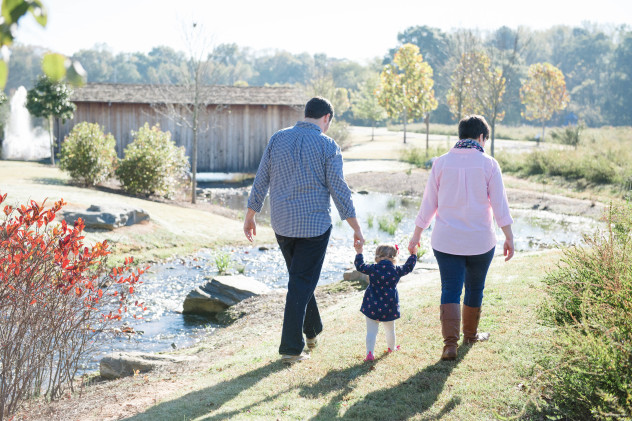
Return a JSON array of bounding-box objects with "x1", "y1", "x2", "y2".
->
[
  {"x1": 99, "y1": 351, "x2": 191, "y2": 380},
  {"x1": 64, "y1": 205, "x2": 149, "y2": 230},
  {"x1": 343, "y1": 269, "x2": 369, "y2": 287},
  {"x1": 183, "y1": 274, "x2": 271, "y2": 316}
]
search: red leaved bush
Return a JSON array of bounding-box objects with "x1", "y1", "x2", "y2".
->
[{"x1": 0, "y1": 193, "x2": 148, "y2": 420}]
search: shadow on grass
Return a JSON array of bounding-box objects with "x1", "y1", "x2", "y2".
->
[
  {"x1": 32, "y1": 177, "x2": 67, "y2": 186},
  {"x1": 123, "y1": 361, "x2": 286, "y2": 421},
  {"x1": 311, "y1": 346, "x2": 471, "y2": 420}
]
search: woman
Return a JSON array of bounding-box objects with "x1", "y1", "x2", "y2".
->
[{"x1": 408, "y1": 115, "x2": 515, "y2": 361}]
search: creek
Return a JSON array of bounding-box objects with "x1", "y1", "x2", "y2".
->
[{"x1": 89, "y1": 188, "x2": 600, "y2": 371}]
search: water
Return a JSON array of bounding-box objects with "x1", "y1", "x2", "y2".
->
[
  {"x1": 90, "y1": 189, "x2": 600, "y2": 371},
  {"x1": 1, "y1": 86, "x2": 51, "y2": 161}
]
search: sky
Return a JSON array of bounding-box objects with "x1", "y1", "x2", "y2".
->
[{"x1": 14, "y1": 0, "x2": 632, "y2": 63}]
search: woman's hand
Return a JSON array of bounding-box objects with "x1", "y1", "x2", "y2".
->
[
  {"x1": 501, "y1": 225, "x2": 514, "y2": 261},
  {"x1": 408, "y1": 226, "x2": 424, "y2": 255}
]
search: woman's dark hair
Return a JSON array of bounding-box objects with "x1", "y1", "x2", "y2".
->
[
  {"x1": 304, "y1": 97, "x2": 334, "y2": 120},
  {"x1": 458, "y1": 115, "x2": 491, "y2": 140}
]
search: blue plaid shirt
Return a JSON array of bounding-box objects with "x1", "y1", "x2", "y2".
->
[{"x1": 247, "y1": 121, "x2": 356, "y2": 238}]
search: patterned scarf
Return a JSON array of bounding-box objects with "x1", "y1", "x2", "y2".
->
[{"x1": 454, "y1": 138, "x2": 485, "y2": 153}]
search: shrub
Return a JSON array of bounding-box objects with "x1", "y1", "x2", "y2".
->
[
  {"x1": 401, "y1": 146, "x2": 450, "y2": 168},
  {"x1": 0, "y1": 193, "x2": 147, "y2": 419},
  {"x1": 550, "y1": 121, "x2": 585, "y2": 149},
  {"x1": 538, "y1": 203, "x2": 632, "y2": 419},
  {"x1": 115, "y1": 123, "x2": 190, "y2": 198},
  {"x1": 327, "y1": 120, "x2": 350, "y2": 150},
  {"x1": 60, "y1": 122, "x2": 117, "y2": 186}
]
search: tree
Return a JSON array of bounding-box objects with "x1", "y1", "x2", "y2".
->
[
  {"x1": 152, "y1": 22, "x2": 213, "y2": 204},
  {"x1": 309, "y1": 74, "x2": 352, "y2": 149},
  {"x1": 377, "y1": 43, "x2": 438, "y2": 148},
  {"x1": 0, "y1": 0, "x2": 85, "y2": 88},
  {"x1": 446, "y1": 51, "x2": 482, "y2": 121},
  {"x1": 25, "y1": 75, "x2": 75, "y2": 165},
  {"x1": 605, "y1": 31, "x2": 632, "y2": 126},
  {"x1": 351, "y1": 73, "x2": 386, "y2": 140},
  {"x1": 520, "y1": 62, "x2": 570, "y2": 144}
]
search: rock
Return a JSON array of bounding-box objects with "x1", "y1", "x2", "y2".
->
[
  {"x1": 64, "y1": 205, "x2": 149, "y2": 230},
  {"x1": 182, "y1": 274, "x2": 271, "y2": 316},
  {"x1": 99, "y1": 351, "x2": 190, "y2": 380},
  {"x1": 343, "y1": 269, "x2": 369, "y2": 286}
]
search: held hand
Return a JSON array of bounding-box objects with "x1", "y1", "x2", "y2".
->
[
  {"x1": 408, "y1": 226, "x2": 423, "y2": 255},
  {"x1": 353, "y1": 229, "x2": 365, "y2": 253},
  {"x1": 503, "y1": 237, "x2": 514, "y2": 262},
  {"x1": 243, "y1": 215, "x2": 257, "y2": 243}
]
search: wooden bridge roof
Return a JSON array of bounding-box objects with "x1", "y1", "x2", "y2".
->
[{"x1": 71, "y1": 83, "x2": 306, "y2": 106}]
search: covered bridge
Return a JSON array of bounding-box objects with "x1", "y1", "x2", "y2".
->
[{"x1": 57, "y1": 83, "x2": 305, "y2": 172}]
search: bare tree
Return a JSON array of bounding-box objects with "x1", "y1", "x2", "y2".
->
[{"x1": 151, "y1": 22, "x2": 216, "y2": 204}]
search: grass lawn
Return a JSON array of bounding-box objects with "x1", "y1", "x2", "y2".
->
[
  {"x1": 0, "y1": 161, "x2": 276, "y2": 266},
  {"x1": 119, "y1": 249, "x2": 559, "y2": 421}
]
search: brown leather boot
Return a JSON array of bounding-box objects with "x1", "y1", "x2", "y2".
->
[
  {"x1": 440, "y1": 303, "x2": 461, "y2": 360},
  {"x1": 462, "y1": 304, "x2": 490, "y2": 344}
]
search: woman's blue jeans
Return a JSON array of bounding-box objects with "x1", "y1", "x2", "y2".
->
[
  {"x1": 433, "y1": 247, "x2": 495, "y2": 307},
  {"x1": 275, "y1": 226, "x2": 331, "y2": 356}
]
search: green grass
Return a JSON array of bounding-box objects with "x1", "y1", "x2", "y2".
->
[{"x1": 121, "y1": 250, "x2": 560, "y2": 420}]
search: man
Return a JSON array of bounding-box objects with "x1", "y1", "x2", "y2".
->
[{"x1": 244, "y1": 97, "x2": 364, "y2": 364}]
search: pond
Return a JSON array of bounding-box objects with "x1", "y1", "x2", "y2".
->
[{"x1": 90, "y1": 189, "x2": 600, "y2": 372}]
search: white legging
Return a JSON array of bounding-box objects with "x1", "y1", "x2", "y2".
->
[{"x1": 365, "y1": 317, "x2": 396, "y2": 354}]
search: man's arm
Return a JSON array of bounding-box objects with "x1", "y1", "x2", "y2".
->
[{"x1": 346, "y1": 216, "x2": 364, "y2": 249}]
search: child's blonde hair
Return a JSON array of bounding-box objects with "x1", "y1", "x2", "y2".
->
[{"x1": 375, "y1": 244, "x2": 398, "y2": 263}]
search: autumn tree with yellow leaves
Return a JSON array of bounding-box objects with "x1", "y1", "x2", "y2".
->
[
  {"x1": 520, "y1": 62, "x2": 570, "y2": 145},
  {"x1": 377, "y1": 43, "x2": 437, "y2": 147}
]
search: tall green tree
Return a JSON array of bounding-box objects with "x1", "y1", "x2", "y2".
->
[
  {"x1": 377, "y1": 43, "x2": 438, "y2": 147},
  {"x1": 520, "y1": 62, "x2": 570, "y2": 144},
  {"x1": 605, "y1": 31, "x2": 632, "y2": 126},
  {"x1": 351, "y1": 73, "x2": 386, "y2": 140},
  {"x1": 25, "y1": 75, "x2": 76, "y2": 165}
]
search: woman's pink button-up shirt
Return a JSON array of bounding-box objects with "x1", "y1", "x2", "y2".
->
[{"x1": 415, "y1": 148, "x2": 513, "y2": 256}]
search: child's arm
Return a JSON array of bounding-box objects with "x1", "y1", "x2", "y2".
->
[
  {"x1": 354, "y1": 253, "x2": 372, "y2": 274},
  {"x1": 396, "y1": 254, "x2": 418, "y2": 277}
]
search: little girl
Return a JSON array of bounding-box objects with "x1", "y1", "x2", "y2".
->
[{"x1": 354, "y1": 242, "x2": 418, "y2": 361}]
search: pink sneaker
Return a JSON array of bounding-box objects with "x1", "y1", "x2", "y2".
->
[
  {"x1": 364, "y1": 351, "x2": 375, "y2": 361},
  {"x1": 386, "y1": 345, "x2": 401, "y2": 353}
]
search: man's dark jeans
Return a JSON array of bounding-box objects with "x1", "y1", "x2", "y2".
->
[{"x1": 275, "y1": 226, "x2": 332, "y2": 356}]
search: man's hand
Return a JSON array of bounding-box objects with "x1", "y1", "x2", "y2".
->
[
  {"x1": 243, "y1": 209, "x2": 257, "y2": 242},
  {"x1": 346, "y1": 217, "x2": 365, "y2": 252}
]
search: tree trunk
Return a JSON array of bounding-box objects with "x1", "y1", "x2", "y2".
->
[
  {"x1": 490, "y1": 120, "x2": 496, "y2": 157},
  {"x1": 425, "y1": 114, "x2": 430, "y2": 157},
  {"x1": 403, "y1": 108, "x2": 407, "y2": 144},
  {"x1": 48, "y1": 115, "x2": 55, "y2": 165},
  {"x1": 191, "y1": 65, "x2": 200, "y2": 204},
  {"x1": 540, "y1": 122, "x2": 546, "y2": 146},
  {"x1": 371, "y1": 121, "x2": 375, "y2": 141}
]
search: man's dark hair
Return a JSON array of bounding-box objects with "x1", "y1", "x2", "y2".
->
[
  {"x1": 458, "y1": 115, "x2": 491, "y2": 140},
  {"x1": 305, "y1": 97, "x2": 334, "y2": 120}
]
